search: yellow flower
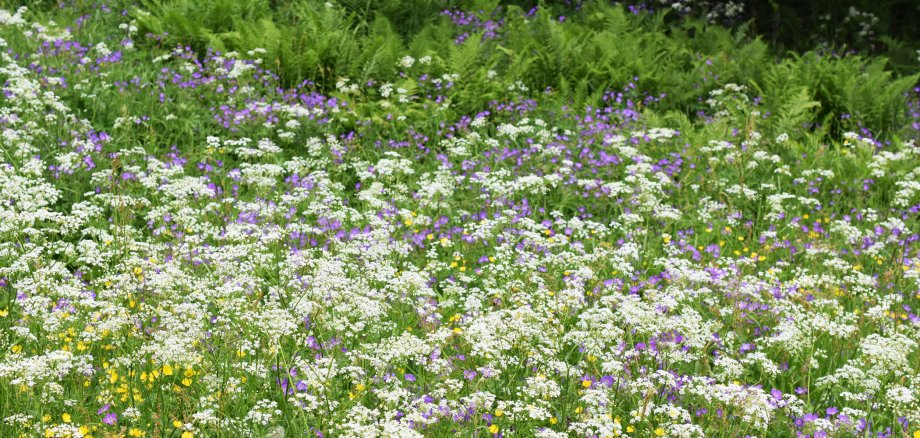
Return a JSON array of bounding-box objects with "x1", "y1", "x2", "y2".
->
[
  {"x1": 655, "y1": 427, "x2": 665, "y2": 436},
  {"x1": 129, "y1": 429, "x2": 144, "y2": 437},
  {"x1": 581, "y1": 379, "x2": 591, "y2": 388},
  {"x1": 488, "y1": 424, "x2": 499, "y2": 434},
  {"x1": 181, "y1": 378, "x2": 193, "y2": 387},
  {"x1": 181, "y1": 432, "x2": 193, "y2": 438},
  {"x1": 162, "y1": 364, "x2": 173, "y2": 376},
  {"x1": 913, "y1": 431, "x2": 920, "y2": 438},
  {"x1": 173, "y1": 420, "x2": 183, "y2": 428},
  {"x1": 494, "y1": 409, "x2": 503, "y2": 417},
  {"x1": 62, "y1": 413, "x2": 71, "y2": 423},
  {"x1": 549, "y1": 417, "x2": 557, "y2": 425}
]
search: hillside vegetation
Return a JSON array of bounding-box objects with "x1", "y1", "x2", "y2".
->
[{"x1": 0, "y1": 1, "x2": 919, "y2": 437}]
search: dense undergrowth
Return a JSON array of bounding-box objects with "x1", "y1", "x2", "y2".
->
[
  {"x1": 0, "y1": 1, "x2": 919, "y2": 437},
  {"x1": 122, "y1": 0, "x2": 920, "y2": 142}
]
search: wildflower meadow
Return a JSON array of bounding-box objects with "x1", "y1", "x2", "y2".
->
[{"x1": 0, "y1": 1, "x2": 919, "y2": 437}]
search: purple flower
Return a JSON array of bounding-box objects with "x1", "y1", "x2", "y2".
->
[
  {"x1": 405, "y1": 373, "x2": 416, "y2": 382},
  {"x1": 771, "y1": 388, "x2": 782, "y2": 401},
  {"x1": 102, "y1": 413, "x2": 117, "y2": 425}
]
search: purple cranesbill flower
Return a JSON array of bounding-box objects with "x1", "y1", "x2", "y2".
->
[
  {"x1": 405, "y1": 373, "x2": 416, "y2": 382},
  {"x1": 771, "y1": 388, "x2": 782, "y2": 401},
  {"x1": 102, "y1": 412, "x2": 117, "y2": 425}
]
